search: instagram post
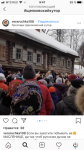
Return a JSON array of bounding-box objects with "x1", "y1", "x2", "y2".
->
[
  {"x1": 0, "y1": 29, "x2": 84, "y2": 150},
  {"x1": 0, "y1": 29, "x2": 83, "y2": 116}
]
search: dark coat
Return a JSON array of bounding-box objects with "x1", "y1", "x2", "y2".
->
[
  {"x1": 0, "y1": 92, "x2": 11, "y2": 115},
  {"x1": 0, "y1": 101, "x2": 10, "y2": 115},
  {"x1": 56, "y1": 96, "x2": 82, "y2": 115},
  {"x1": 50, "y1": 92, "x2": 59, "y2": 105},
  {"x1": 50, "y1": 92, "x2": 59, "y2": 115},
  {"x1": 51, "y1": 70, "x2": 56, "y2": 82},
  {"x1": 53, "y1": 83, "x2": 67, "y2": 101}
]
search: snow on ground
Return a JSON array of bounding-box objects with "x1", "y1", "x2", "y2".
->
[
  {"x1": 6, "y1": 29, "x2": 78, "y2": 56},
  {"x1": 74, "y1": 65, "x2": 84, "y2": 75}
]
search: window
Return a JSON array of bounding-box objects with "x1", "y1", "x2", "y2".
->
[
  {"x1": 37, "y1": 54, "x2": 41, "y2": 63},
  {"x1": 51, "y1": 55, "x2": 57, "y2": 66},
  {"x1": 62, "y1": 58, "x2": 64, "y2": 67},
  {"x1": 16, "y1": 49, "x2": 21, "y2": 59},
  {"x1": 60, "y1": 57, "x2": 65, "y2": 67},
  {"x1": 52, "y1": 57, "x2": 56, "y2": 64},
  {"x1": 27, "y1": 51, "x2": 33, "y2": 62},
  {"x1": 67, "y1": 60, "x2": 71, "y2": 68}
]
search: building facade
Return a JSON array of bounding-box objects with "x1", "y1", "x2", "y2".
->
[{"x1": 0, "y1": 29, "x2": 78, "y2": 74}]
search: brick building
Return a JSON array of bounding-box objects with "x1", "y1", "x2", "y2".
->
[{"x1": 0, "y1": 29, "x2": 78, "y2": 74}]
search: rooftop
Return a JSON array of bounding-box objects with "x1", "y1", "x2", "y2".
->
[{"x1": 6, "y1": 29, "x2": 78, "y2": 57}]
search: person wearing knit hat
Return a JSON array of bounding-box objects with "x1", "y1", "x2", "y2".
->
[
  {"x1": 49, "y1": 86, "x2": 58, "y2": 115},
  {"x1": 71, "y1": 79, "x2": 84, "y2": 89},
  {"x1": 0, "y1": 73, "x2": 8, "y2": 92},
  {"x1": 70, "y1": 79, "x2": 84, "y2": 114},
  {"x1": 49, "y1": 87, "x2": 56, "y2": 93},
  {"x1": 11, "y1": 65, "x2": 54, "y2": 115},
  {"x1": 23, "y1": 65, "x2": 36, "y2": 79},
  {"x1": 68, "y1": 74, "x2": 77, "y2": 82},
  {"x1": 56, "y1": 77, "x2": 62, "y2": 83},
  {"x1": 56, "y1": 83, "x2": 82, "y2": 115}
]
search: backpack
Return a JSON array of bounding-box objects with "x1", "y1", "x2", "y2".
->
[{"x1": 11, "y1": 80, "x2": 43, "y2": 115}]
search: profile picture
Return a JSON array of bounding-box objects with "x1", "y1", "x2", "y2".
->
[
  {"x1": 2, "y1": 19, "x2": 9, "y2": 27},
  {"x1": 73, "y1": 143, "x2": 78, "y2": 148}
]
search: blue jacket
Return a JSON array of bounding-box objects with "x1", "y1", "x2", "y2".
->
[
  {"x1": 0, "y1": 68, "x2": 4, "y2": 74},
  {"x1": 50, "y1": 92, "x2": 59, "y2": 105},
  {"x1": 50, "y1": 92, "x2": 59, "y2": 115}
]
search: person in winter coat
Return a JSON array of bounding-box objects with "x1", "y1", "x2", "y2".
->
[
  {"x1": 10, "y1": 65, "x2": 54, "y2": 115},
  {"x1": 0, "y1": 64, "x2": 4, "y2": 74},
  {"x1": 68, "y1": 74, "x2": 77, "y2": 83},
  {"x1": 0, "y1": 77, "x2": 24, "y2": 115},
  {"x1": 0, "y1": 91, "x2": 11, "y2": 115},
  {"x1": 7, "y1": 77, "x2": 23, "y2": 97},
  {"x1": 53, "y1": 82, "x2": 67, "y2": 101},
  {"x1": 56, "y1": 77, "x2": 62, "y2": 83},
  {"x1": 6, "y1": 71, "x2": 12, "y2": 85},
  {"x1": 0, "y1": 73, "x2": 8, "y2": 92},
  {"x1": 72, "y1": 79, "x2": 84, "y2": 114},
  {"x1": 56, "y1": 80, "x2": 82, "y2": 115},
  {"x1": 49, "y1": 86, "x2": 58, "y2": 115},
  {"x1": 51, "y1": 68, "x2": 56, "y2": 82},
  {"x1": 45, "y1": 71, "x2": 53, "y2": 87}
]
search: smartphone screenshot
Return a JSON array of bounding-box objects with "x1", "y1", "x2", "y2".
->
[{"x1": 0, "y1": 0, "x2": 84, "y2": 149}]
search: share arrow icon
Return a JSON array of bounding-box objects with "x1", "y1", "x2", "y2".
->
[{"x1": 21, "y1": 118, "x2": 26, "y2": 123}]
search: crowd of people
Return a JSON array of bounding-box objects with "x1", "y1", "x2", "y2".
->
[{"x1": 0, "y1": 63, "x2": 84, "y2": 115}]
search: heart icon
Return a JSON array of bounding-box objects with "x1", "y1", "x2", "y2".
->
[
  {"x1": 3, "y1": 118, "x2": 9, "y2": 123},
  {"x1": 56, "y1": 142, "x2": 62, "y2": 147}
]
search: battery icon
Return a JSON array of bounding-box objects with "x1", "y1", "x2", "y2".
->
[{"x1": 77, "y1": 1, "x2": 82, "y2": 3}]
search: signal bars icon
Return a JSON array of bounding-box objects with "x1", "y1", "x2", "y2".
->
[
  {"x1": 21, "y1": 118, "x2": 26, "y2": 123},
  {"x1": 1, "y1": 1, "x2": 23, "y2": 4},
  {"x1": 1, "y1": 1, "x2": 5, "y2": 4},
  {"x1": 19, "y1": 1, "x2": 22, "y2": 3}
]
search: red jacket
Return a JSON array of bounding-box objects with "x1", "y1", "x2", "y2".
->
[
  {"x1": 37, "y1": 81, "x2": 53, "y2": 115},
  {"x1": 0, "y1": 81, "x2": 8, "y2": 92}
]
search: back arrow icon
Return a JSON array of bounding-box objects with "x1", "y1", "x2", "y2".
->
[{"x1": 3, "y1": 7, "x2": 6, "y2": 11}]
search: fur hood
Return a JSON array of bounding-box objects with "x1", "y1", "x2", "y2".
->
[
  {"x1": 67, "y1": 85, "x2": 77, "y2": 97},
  {"x1": 0, "y1": 73, "x2": 6, "y2": 82},
  {"x1": 76, "y1": 86, "x2": 84, "y2": 113}
]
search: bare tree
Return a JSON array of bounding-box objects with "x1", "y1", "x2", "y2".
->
[
  {"x1": 41, "y1": 29, "x2": 84, "y2": 52},
  {"x1": 43, "y1": 29, "x2": 68, "y2": 42},
  {"x1": 78, "y1": 42, "x2": 84, "y2": 68}
]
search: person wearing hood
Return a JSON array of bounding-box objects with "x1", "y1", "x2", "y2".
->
[
  {"x1": 0, "y1": 73, "x2": 8, "y2": 92},
  {"x1": 53, "y1": 78, "x2": 67, "y2": 101},
  {"x1": 55, "y1": 79, "x2": 82, "y2": 115}
]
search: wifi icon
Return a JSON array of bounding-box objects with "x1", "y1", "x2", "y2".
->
[{"x1": 21, "y1": 118, "x2": 26, "y2": 123}]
